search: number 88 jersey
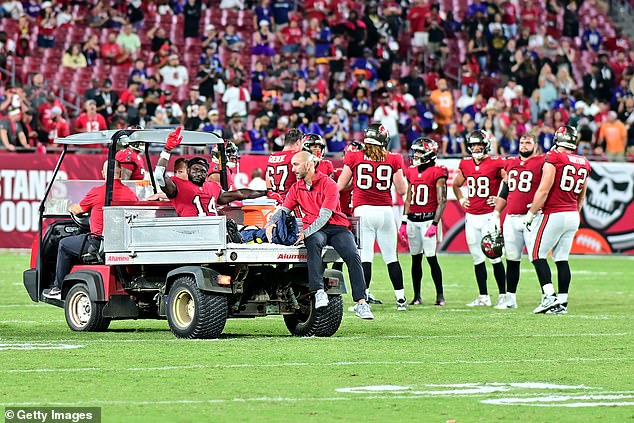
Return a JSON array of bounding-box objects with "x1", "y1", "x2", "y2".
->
[
  {"x1": 458, "y1": 156, "x2": 506, "y2": 215},
  {"x1": 504, "y1": 154, "x2": 545, "y2": 215},
  {"x1": 344, "y1": 150, "x2": 404, "y2": 208}
]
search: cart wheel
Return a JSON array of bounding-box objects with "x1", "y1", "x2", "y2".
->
[
  {"x1": 166, "y1": 276, "x2": 228, "y2": 339},
  {"x1": 64, "y1": 283, "x2": 110, "y2": 332},
  {"x1": 284, "y1": 288, "x2": 344, "y2": 337}
]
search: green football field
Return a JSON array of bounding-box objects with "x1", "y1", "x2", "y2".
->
[{"x1": 1, "y1": 251, "x2": 633, "y2": 422}]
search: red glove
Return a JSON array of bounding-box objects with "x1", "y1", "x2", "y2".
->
[
  {"x1": 425, "y1": 223, "x2": 438, "y2": 238},
  {"x1": 398, "y1": 223, "x2": 408, "y2": 243},
  {"x1": 267, "y1": 190, "x2": 283, "y2": 204},
  {"x1": 165, "y1": 127, "x2": 183, "y2": 151}
]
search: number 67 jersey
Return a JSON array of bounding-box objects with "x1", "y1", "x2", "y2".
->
[
  {"x1": 458, "y1": 156, "x2": 506, "y2": 215},
  {"x1": 344, "y1": 150, "x2": 404, "y2": 207}
]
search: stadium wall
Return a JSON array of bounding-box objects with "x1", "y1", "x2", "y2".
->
[{"x1": 1, "y1": 154, "x2": 633, "y2": 254}]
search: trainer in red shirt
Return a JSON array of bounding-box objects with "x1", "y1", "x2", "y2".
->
[
  {"x1": 264, "y1": 151, "x2": 373, "y2": 318},
  {"x1": 154, "y1": 127, "x2": 279, "y2": 217}
]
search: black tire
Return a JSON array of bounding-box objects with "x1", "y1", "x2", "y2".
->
[
  {"x1": 283, "y1": 290, "x2": 344, "y2": 337},
  {"x1": 166, "y1": 276, "x2": 228, "y2": 339},
  {"x1": 64, "y1": 283, "x2": 111, "y2": 332}
]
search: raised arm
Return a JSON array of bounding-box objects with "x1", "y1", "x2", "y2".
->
[{"x1": 154, "y1": 127, "x2": 183, "y2": 198}]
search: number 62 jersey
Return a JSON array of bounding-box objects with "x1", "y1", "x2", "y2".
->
[
  {"x1": 457, "y1": 156, "x2": 506, "y2": 215},
  {"x1": 543, "y1": 150, "x2": 591, "y2": 213},
  {"x1": 343, "y1": 150, "x2": 404, "y2": 208}
]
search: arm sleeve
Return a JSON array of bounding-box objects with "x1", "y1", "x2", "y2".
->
[
  {"x1": 265, "y1": 206, "x2": 291, "y2": 228},
  {"x1": 79, "y1": 187, "x2": 99, "y2": 213},
  {"x1": 303, "y1": 208, "x2": 333, "y2": 238}
]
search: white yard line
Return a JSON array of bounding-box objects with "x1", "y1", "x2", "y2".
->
[{"x1": 3, "y1": 357, "x2": 632, "y2": 373}]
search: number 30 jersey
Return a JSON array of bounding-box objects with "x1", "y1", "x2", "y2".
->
[
  {"x1": 343, "y1": 150, "x2": 404, "y2": 208},
  {"x1": 457, "y1": 156, "x2": 506, "y2": 215},
  {"x1": 504, "y1": 154, "x2": 545, "y2": 215},
  {"x1": 266, "y1": 150, "x2": 298, "y2": 200},
  {"x1": 405, "y1": 164, "x2": 448, "y2": 213},
  {"x1": 543, "y1": 150, "x2": 591, "y2": 214}
]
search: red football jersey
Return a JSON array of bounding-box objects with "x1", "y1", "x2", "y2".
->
[
  {"x1": 115, "y1": 148, "x2": 145, "y2": 180},
  {"x1": 504, "y1": 154, "x2": 545, "y2": 214},
  {"x1": 405, "y1": 164, "x2": 448, "y2": 214},
  {"x1": 334, "y1": 167, "x2": 353, "y2": 216},
  {"x1": 282, "y1": 171, "x2": 350, "y2": 229},
  {"x1": 542, "y1": 150, "x2": 591, "y2": 214},
  {"x1": 457, "y1": 156, "x2": 506, "y2": 215},
  {"x1": 80, "y1": 180, "x2": 137, "y2": 235},
  {"x1": 76, "y1": 113, "x2": 107, "y2": 132},
  {"x1": 343, "y1": 150, "x2": 404, "y2": 208},
  {"x1": 266, "y1": 150, "x2": 298, "y2": 199},
  {"x1": 317, "y1": 159, "x2": 335, "y2": 178},
  {"x1": 170, "y1": 177, "x2": 223, "y2": 217}
]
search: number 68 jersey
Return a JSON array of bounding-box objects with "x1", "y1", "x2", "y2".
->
[
  {"x1": 458, "y1": 156, "x2": 506, "y2": 215},
  {"x1": 504, "y1": 154, "x2": 545, "y2": 215},
  {"x1": 343, "y1": 150, "x2": 404, "y2": 208}
]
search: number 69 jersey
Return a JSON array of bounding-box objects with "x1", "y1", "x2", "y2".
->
[
  {"x1": 458, "y1": 156, "x2": 506, "y2": 215},
  {"x1": 405, "y1": 164, "x2": 448, "y2": 213},
  {"x1": 543, "y1": 150, "x2": 591, "y2": 214},
  {"x1": 504, "y1": 154, "x2": 545, "y2": 215},
  {"x1": 343, "y1": 150, "x2": 404, "y2": 208}
]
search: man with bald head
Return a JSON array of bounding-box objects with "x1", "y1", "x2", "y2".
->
[{"x1": 265, "y1": 151, "x2": 374, "y2": 319}]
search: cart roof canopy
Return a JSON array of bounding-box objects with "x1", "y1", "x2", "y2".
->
[{"x1": 54, "y1": 129, "x2": 223, "y2": 146}]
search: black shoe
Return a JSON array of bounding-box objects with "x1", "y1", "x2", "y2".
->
[
  {"x1": 410, "y1": 298, "x2": 422, "y2": 305},
  {"x1": 367, "y1": 292, "x2": 382, "y2": 304}
]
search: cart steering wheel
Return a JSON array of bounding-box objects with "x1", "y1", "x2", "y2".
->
[{"x1": 70, "y1": 211, "x2": 91, "y2": 232}]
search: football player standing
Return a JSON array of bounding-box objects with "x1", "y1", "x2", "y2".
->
[
  {"x1": 266, "y1": 128, "x2": 303, "y2": 200},
  {"x1": 400, "y1": 138, "x2": 448, "y2": 306},
  {"x1": 337, "y1": 123, "x2": 409, "y2": 310},
  {"x1": 452, "y1": 129, "x2": 507, "y2": 307},
  {"x1": 489, "y1": 133, "x2": 545, "y2": 309},
  {"x1": 525, "y1": 126, "x2": 591, "y2": 314}
]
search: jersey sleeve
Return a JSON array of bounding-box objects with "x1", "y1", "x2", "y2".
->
[
  {"x1": 545, "y1": 150, "x2": 560, "y2": 166},
  {"x1": 437, "y1": 165, "x2": 449, "y2": 181},
  {"x1": 282, "y1": 184, "x2": 298, "y2": 210},
  {"x1": 343, "y1": 151, "x2": 357, "y2": 169},
  {"x1": 206, "y1": 181, "x2": 223, "y2": 198},
  {"x1": 391, "y1": 153, "x2": 405, "y2": 172}
]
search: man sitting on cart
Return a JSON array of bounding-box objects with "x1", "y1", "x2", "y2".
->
[
  {"x1": 154, "y1": 127, "x2": 280, "y2": 217},
  {"x1": 43, "y1": 160, "x2": 138, "y2": 299}
]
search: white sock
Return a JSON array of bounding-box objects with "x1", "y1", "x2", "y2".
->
[
  {"x1": 394, "y1": 289, "x2": 405, "y2": 301},
  {"x1": 542, "y1": 283, "x2": 555, "y2": 296},
  {"x1": 365, "y1": 289, "x2": 370, "y2": 297},
  {"x1": 558, "y1": 293, "x2": 568, "y2": 303}
]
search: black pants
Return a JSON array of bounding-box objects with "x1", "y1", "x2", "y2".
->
[
  {"x1": 54, "y1": 234, "x2": 100, "y2": 289},
  {"x1": 304, "y1": 224, "x2": 366, "y2": 302}
]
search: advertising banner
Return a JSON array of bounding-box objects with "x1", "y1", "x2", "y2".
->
[{"x1": 1, "y1": 153, "x2": 632, "y2": 254}]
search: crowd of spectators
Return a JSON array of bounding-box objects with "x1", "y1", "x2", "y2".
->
[{"x1": 1, "y1": 0, "x2": 634, "y2": 161}]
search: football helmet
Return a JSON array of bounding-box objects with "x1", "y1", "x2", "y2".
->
[
  {"x1": 301, "y1": 133, "x2": 327, "y2": 158},
  {"x1": 343, "y1": 141, "x2": 363, "y2": 155},
  {"x1": 410, "y1": 137, "x2": 438, "y2": 166},
  {"x1": 466, "y1": 129, "x2": 491, "y2": 160},
  {"x1": 553, "y1": 125, "x2": 578, "y2": 151},
  {"x1": 363, "y1": 123, "x2": 389, "y2": 148},
  {"x1": 224, "y1": 141, "x2": 240, "y2": 168},
  {"x1": 481, "y1": 233, "x2": 504, "y2": 259}
]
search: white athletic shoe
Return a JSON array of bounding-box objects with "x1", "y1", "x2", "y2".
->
[
  {"x1": 505, "y1": 295, "x2": 518, "y2": 309},
  {"x1": 314, "y1": 290, "x2": 329, "y2": 309},
  {"x1": 396, "y1": 298, "x2": 408, "y2": 311},
  {"x1": 354, "y1": 303, "x2": 374, "y2": 320},
  {"x1": 43, "y1": 287, "x2": 61, "y2": 300},
  {"x1": 533, "y1": 294, "x2": 558, "y2": 314},
  {"x1": 493, "y1": 294, "x2": 507, "y2": 309},
  {"x1": 545, "y1": 304, "x2": 568, "y2": 314},
  {"x1": 466, "y1": 294, "x2": 491, "y2": 307}
]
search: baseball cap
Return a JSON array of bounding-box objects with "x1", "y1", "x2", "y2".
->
[
  {"x1": 50, "y1": 106, "x2": 62, "y2": 115},
  {"x1": 208, "y1": 109, "x2": 219, "y2": 116},
  {"x1": 205, "y1": 23, "x2": 216, "y2": 31}
]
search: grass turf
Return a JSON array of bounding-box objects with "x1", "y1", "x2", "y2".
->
[{"x1": 1, "y1": 251, "x2": 633, "y2": 422}]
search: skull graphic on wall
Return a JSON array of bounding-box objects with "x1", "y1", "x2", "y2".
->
[{"x1": 582, "y1": 164, "x2": 634, "y2": 230}]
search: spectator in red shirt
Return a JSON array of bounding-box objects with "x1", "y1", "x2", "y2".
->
[
  {"x1": 75, "y1": 100, "x2": 108, "y2": 133},
  {"x1": 264, "y1": 151, "x2": 374, "y2": 319},
  {"x1": 101, "y1": 32, "x2": 129, "y2": 65},
  {"x1": 408, "y1": 0, "x2": 430, "y2": 48},
  {"x1": 46, "y1": 107, "x2": 70, "y2": 145},
  {"x1": 278, "y1": 17, "x2": 302, "y2": 54}
]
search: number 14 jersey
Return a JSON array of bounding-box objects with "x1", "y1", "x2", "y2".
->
[
  {"x1": 457, "y1": 156, "x2": 506, "y2": 215},
  {"x1": 343, "y1": 150, "x2": 404, "y2": 208}
]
